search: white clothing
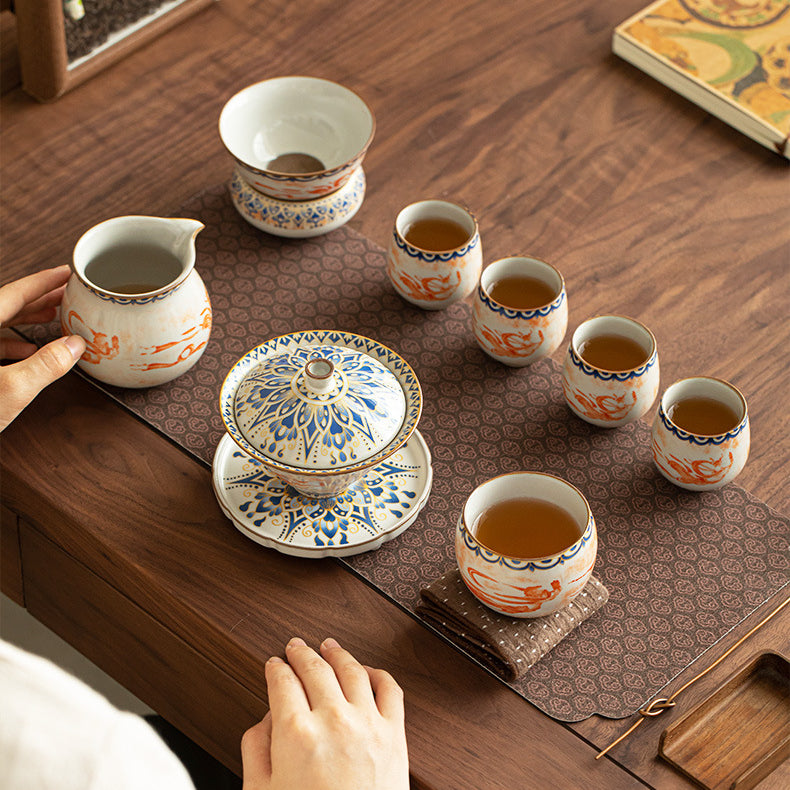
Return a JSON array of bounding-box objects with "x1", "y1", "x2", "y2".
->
[{"x1": 0, "y1": 639, "x2": 195, "y2": 790}]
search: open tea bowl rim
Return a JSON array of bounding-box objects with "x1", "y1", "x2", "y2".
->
[
  {"x1": 478, "y1": 256, "x2": 566, "y2": 317},
  {"x1": 218, "y1": 76, "x2": 375, "y2": 200},
  {"x1": 561, "y1": 314, "x2": 660, "y2": 428},
  {"x1": 568, "y1": 314, "x2": 658, "y2": 379},
  {"x1": 71, "y1": 215, "x2": 204, "y2": 301},
  {"x1": 472, "y1": 256, "x2": 568, "y2": 367},
  {"x1": 219, "y1": 330, "x2": 422, "y2": 482},
  {"x1": 651, "y1": 377, "x2": 750, "y2": 491},
  {"x1": 455, "y1": 471, "x2": 598, "y2": 618}
]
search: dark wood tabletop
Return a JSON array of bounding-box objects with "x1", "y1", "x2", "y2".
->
[{"x1": 1, "y1": 1, "x2": 788, "y2": 788}]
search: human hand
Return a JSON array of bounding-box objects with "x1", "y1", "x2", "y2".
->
[
  {"x1": 241, "y1": 637, "x2": 409, "y2": 790},
  {"x1": 0, "y1": 265, "x2": 86, "y2": 432}
]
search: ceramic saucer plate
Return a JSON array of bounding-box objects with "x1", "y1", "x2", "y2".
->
[
  {"x1": 212, "y1": 429, "x2": 432, "y2": 558},
  {"x1": 228, "y1": 165, "x2": 365, "y2": 238}
]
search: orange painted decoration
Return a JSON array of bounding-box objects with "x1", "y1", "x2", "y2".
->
[
  {"x1": 388, "y1": 260, "x2": 461, "y2": 302},
  {"x1": 62, "y1": 310, "x2": 120, "y2": 365},
  {"x1": 562, "y1": 378, "x2": 637, "y2": 421},
  {"x1": 464, "y1": 568, "x2": 561, "y2": 614},
  {"x1": 652, "y1": 437, "x2": 734, "y2": 486},
  {"x1": 478, "y1": 324, "x2": 544, "y2": 358}
]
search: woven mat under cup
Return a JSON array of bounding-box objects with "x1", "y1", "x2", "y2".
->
[{"x1": 417, "y1": 571, "x2": 609, "y2": 681}]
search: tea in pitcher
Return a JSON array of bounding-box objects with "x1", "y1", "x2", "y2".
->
[{"x1": 84, "y1": 242, "x2": 183, "y2": 294}]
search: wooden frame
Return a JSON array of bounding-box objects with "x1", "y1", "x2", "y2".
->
[{"x1": 14, "y1": 0, "x2": 214, "y2": 102}]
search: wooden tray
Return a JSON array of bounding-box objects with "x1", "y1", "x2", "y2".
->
[{"x1": 659, "y1": 652, "x2": 790, "y2": 790}]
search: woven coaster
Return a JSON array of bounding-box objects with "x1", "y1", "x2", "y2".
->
[{"x1": 417, "y1": 571, "x2": 609, "y2": 681}]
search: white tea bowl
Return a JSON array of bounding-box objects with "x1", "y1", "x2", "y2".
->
[{"x1": 218, "y1": 76, "x2": 375, "y2": 201}]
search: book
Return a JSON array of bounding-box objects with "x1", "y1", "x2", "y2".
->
[{"x1": 612, "y1": 0, "x2": 790, "y2": 158}]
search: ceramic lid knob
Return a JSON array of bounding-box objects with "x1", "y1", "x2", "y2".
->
[{"x1": 303, "y1": 357, "x2": 335, "y2": 394}]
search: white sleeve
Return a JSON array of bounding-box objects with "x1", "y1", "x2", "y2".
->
[{"x1": 0, "y1": 639, "x2": 195, "y2": 790}]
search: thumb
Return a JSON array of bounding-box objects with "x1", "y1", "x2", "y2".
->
[
  {"x1": 0, "y1": 335, "x2": 86, "y2": 432},
  {"x1": 240, "y1": 713, "x2": 273, "y2": 790}
]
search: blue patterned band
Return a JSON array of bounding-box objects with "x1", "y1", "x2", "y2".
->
[
  {"x1": 568, "y1": 346, "x2": 657, "y2": 381},
  {"x1": 392, "y1": 228, "x2": 479, "y2": 261},
  {"x1": 478, "y1": 285, "x2": 565, "y2": 319},
  {"x1": 658, "y1": 406, "x2": 748, "y2": 445},
  {"x1": 459, "y1": 516, "x2": 594, "y2": 570}
]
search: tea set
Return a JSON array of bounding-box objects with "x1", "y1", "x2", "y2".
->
[{"x1": 59, "y1": 75, "x2": 750, "y2": 616}]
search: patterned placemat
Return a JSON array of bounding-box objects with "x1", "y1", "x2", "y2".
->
[{"x1": 27, "y1": 184, "x2": 789, "y2": 721}]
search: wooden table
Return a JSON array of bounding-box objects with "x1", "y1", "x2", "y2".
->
[{"x1": 2, "y1": 1, "x2": 788, "y2": 787}]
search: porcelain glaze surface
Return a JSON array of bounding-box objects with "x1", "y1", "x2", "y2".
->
[
  {"x1": 220, "y1": 330, "x2": 422, "y2": 496},
  {"x1": 62, "y1": 216, "x2": 211, "y2": 388},
  {"x1": 219, "y1": 76, "x2": 374, "y2": 201},
  {"x1": 472, "y1": 256, "x2": 567, "y2": 367},
  {"x1": 387, "y1": 200, "x2": 482, "y2": 310},
  {"x1": 229, "y1": 166, "x2": 365, "y2": 238},
  {"x1": 212, "y1": 430, "x2": 432, "y2": 557},
  {"x1": 233, "y1": 344, "x2": 406, "y2": 470},
  {"x1": 455, "y1": 472, "x2": 598, "y2": 618},
  {"x1": 651, "y1": 377, "x2": 750, "y2": 491},
  {"x1": 561, "y1": 315, "x2": 659, "y2": 428}
]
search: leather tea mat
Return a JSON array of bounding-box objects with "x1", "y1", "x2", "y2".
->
[{"x1": 27, "y1": 184, "x2": 790, "y2": 721}]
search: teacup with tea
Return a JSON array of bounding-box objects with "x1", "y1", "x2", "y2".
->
[
  {"x1": 652, "y1": 377, "x2": 749, "y2": 490},
  {"x1": 472, "y1": 256, "x2": 567, "y2": 366},
  {"x1": 455, "y1": 472, "x2": 598, "y2": 618},
  {"x1": 561, "y1": 314, "x2": 659, "y2": 427},
  {"x1": 387, "y1": 199, "x2": 482, "y2": 310}
]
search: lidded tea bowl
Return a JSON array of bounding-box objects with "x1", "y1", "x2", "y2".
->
[{"x1": 220, "y1": 330, "x2": 422, "y2": 497}]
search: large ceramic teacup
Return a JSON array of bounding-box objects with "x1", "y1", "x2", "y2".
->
[
  {"x1": 218, "y1": 76, "x2": 375, "y2": 201},
  {"x1": 455, "y1": 472, "x2": 597, "y2": 618}
]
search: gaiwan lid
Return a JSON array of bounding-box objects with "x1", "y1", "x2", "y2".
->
[{"x1": 233, "y1": 344, "x2": 407, "y2": 470}]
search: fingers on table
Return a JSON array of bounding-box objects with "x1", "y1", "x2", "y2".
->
[
  {"x1": 319, "y1": 637, "x2": 378, "y2": 707},
  {"x1": 364, "y1": 665, "x2": 405, "y2": 722},
  {"x1": 281, "y1": 637, "x2": 349, "y2": 710}
]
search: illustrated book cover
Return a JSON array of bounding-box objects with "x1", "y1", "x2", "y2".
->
[{"x1": 613, "y1": 0, "x2": 790, "y2": 158}]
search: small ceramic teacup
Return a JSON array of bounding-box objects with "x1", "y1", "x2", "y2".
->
[
  {"x1": 387, "y1": 200, "x2": 482, "y2": 310},
  {"x1": 472, "y1": 256, "x2": 567, "y2": 366},
  {"x1": 455, "y1": 472, "x2": 597, "y2": 618},
  {"x1": 561, "y1": 315, "x2": 659, "y2": 427},
  {"x1": 651, "y1": 377, "x2": 749, "y2": 491}
]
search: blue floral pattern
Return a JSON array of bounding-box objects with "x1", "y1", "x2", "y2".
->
[
  {"x1": 212, "y1": 431, "x2": 432, "y2": 554},
  {"x1": 234, "y1": 345, "x2": 406, "y2": 468}
]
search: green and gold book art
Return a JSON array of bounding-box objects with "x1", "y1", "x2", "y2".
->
[{"x1": 613, "y1": 0, "x2": 790, "y2": 158}]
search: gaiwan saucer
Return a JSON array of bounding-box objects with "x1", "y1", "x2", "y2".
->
[
  {"x1": 212, "y1": 430, "x2": 432, "y2": 558},
  {"x1": 228, "y1": 165, "x2": 366, "y2": 238}
]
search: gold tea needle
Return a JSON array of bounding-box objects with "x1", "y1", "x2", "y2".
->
[{"x1": 595, "y1": 593, "x2": 790, "y2": 760}]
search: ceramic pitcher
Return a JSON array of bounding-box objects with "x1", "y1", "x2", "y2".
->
[{"x1": 61, "y1": 216, "x2": 211, "y2": 388}]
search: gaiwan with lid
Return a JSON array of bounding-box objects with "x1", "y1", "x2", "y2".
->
[{"x1": 220, "y1": 330, "x2": 422, "y2": 497}]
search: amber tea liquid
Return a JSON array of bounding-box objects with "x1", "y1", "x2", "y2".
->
[
  {"x1": 668, "y1": 396, "x2": 741, "y2": 435},
  {"x1": 84, "y1": 243, "x2": 183, "y2": 294},
  {"x1": 488, "y1": 275, "x2": 557, "y2": 310},
  {"x1": 472, "y1": 497, "x2": 583, "y2": 558},
  {"x1": 404, "y1": 217, "x2": 471, "y2": 251},
  {"x1": 578, "y1": 333, "x2": 649, "y2": 371}
]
